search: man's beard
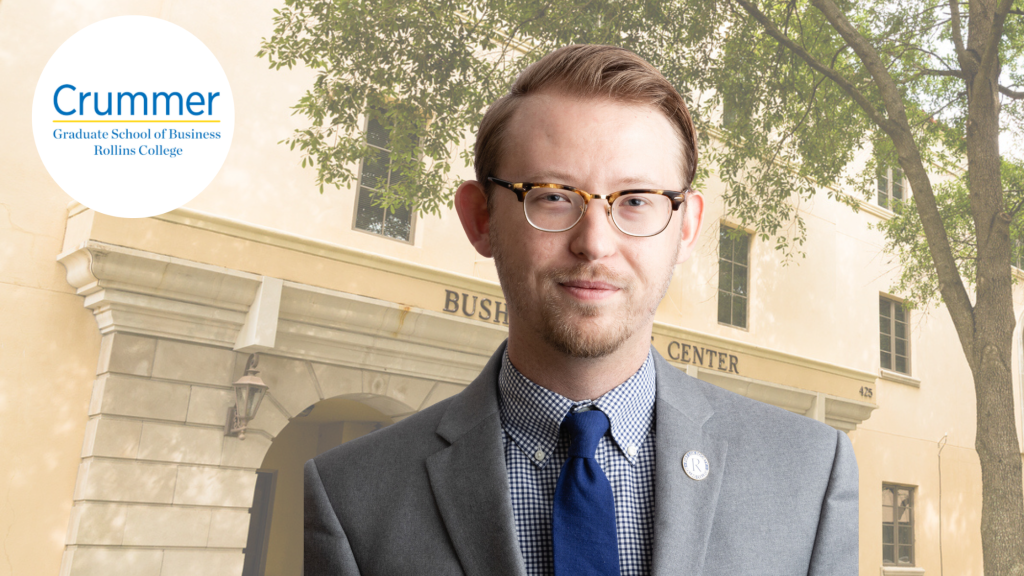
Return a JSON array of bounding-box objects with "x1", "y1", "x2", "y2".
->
[
  {"x1": 491, "y1": 225, "x2": 678, "y2": 359},
  {"x1": 540, "y1": 263, "x2": 639, "y2": 358}
]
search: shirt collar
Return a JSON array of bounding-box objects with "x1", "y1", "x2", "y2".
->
[{"x1": 497, "y1": 349, "x2": 656, "y2": 467}]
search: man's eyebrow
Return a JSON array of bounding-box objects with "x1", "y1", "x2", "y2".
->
[
  {"x1": 611, "y1": 175, "x2": 669, "y2": 189},
  {"x1": 522, "y1": 170, "x2": 578, "y2": 184},
  {"x1": 524, "y1": 172, "x2": 668, "y2": 189}
]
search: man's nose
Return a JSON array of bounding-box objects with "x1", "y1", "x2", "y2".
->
[{"x1": 568, "y1": 199, "x2": 617, "y2": 261}]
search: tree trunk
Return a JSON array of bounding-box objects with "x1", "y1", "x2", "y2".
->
[
  {"x1": 971, "y1": 333, "x2": 1024, "y2": 576},
  {"x1": 963, "y1": 1, "x2": 1024, "y2": 572},
  {"x1": 727, "y1": 0, "x2": 1024, "y2": 569}
]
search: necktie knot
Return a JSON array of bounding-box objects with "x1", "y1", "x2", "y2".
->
[{"x1": 564, "y1": 409, "x2": 610, "y2": 459}]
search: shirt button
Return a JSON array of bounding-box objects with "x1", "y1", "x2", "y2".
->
[
  {"x1": 534, "y1": 449, "x2": 546, "y2": 461},
  {"x1": 626, "y1": 445, "x2": 638, "y2": 457}
]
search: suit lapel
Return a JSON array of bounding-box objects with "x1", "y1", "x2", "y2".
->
[
  {"x1": 425, "y1": 344, "x2": 527, "y2": 576},
  {"x1": 650, "y1": 350, "x2": 728, "y2": 576},
  {"x1": 424, "y1": 345, "x2": 726, "y2": 576}
]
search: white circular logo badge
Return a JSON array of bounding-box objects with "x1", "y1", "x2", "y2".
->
[
  {"x1": 32, "y1": 16, "x2": 234, "y2": 218},
  {"x1": 682, "y1": 450, "x2": 710, "y2": 481}
]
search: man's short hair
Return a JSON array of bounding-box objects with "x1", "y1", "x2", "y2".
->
[{"x1": 474, "y1": 44, "x2": 698, "y2": 194}]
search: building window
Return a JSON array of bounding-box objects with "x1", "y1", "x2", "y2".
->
[
  {"x1": 718, "y1": 226, "x2": 750, "y2": 329},
  {"x1": 1013, "y1": 239, "x2": 1023, "y2": 270},
  {"x1": 882, "y1": 484, "x2": 915, "y2": 566},
  {"x1": 353, "y1": 114, "x2": 415, "y2": 242},
  {"x1": 877, "y1": 166, "x2": 906, "y2": 210},
  {"x1": 880, "y1": 296, "x2": 910, "y2": 374},
  {"x1": 722, "y1": 91, "x2": 740, "y2": 128}
]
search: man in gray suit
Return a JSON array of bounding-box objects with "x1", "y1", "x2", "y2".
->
[{"x1": 305, "y1": 45, "x2": 858, "y2": 575}]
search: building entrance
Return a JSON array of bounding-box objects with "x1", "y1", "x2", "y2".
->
[{"x1": 242, "y1": 397, "x2": 394, "y2": 576}]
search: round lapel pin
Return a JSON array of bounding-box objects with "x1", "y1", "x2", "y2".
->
[{"x1": 682, "y1": 450, "x2": 709, "y2": 480}]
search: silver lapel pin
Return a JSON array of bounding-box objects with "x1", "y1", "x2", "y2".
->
[{"x1": 682, "y1": 450, "x2": 710, "y2": 480}]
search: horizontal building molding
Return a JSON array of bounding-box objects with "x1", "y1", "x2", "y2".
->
[
  {"x1": 689, "y1": 365, "x2": 876, "y2": 433},
  {"x1": 654, "y1": 321, "x2": 877, "y2": 384},
  {"x1": 153, "y1": 206, "x2": 505, "y2": 298}
]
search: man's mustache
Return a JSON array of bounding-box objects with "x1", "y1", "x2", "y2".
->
[{"x1": 546, "y1": 263, "x2": 631, "y2": 292}]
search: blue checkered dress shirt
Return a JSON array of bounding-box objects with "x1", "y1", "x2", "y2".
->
[{"x1": 497, "y1": 350, "x2": 657, "y2": 576}]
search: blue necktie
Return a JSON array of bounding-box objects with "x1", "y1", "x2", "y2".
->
[{"x1": 552, "y1": 409, "x2": 620, "y2": 575}]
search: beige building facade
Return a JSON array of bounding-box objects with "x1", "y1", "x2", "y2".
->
[{"x1": 1, "y1": 1, "x2": 1022, "y2": 575}]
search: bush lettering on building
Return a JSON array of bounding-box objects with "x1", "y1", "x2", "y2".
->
[{"x1": 443, "y1": 289, "x2": 509, "y2": 325}]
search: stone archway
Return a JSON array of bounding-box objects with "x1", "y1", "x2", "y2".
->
[
  {"x1": 230, "y1": 354, "x2": 456, "y2": 576},
  {"x1": 245, "y1": 396, "x2": 398, "y2": 576},
  {"x1": 58, "y1": 243, "x2": 507, "y2": 576},
  {"x1": 223, "y1": 350, "x2": 464, "y2": 473}
]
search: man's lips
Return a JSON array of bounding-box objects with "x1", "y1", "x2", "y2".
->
[{"x1": 559, "y1": 279, "x2": 621, "y2": 300}]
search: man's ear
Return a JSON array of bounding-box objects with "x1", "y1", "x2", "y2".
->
[
  {"x1": 675, "y1": 190, "x2": 705, "y2": 265},
  {"x1": 455, "y1": 180, "x2": 494, "y2": 258}
]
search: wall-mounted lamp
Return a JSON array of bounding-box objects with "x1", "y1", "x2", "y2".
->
[{"x1": 225, "y1": 353, "x2": 269, "y2": 440}]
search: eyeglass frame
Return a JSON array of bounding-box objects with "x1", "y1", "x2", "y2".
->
[{"x1": 486, "y1": 176, "x2": 689, "y2": 237}]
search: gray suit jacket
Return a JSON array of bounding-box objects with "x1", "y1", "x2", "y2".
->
[{"x1": 305, "y1": 344, "x2": 858, "y2": 575}]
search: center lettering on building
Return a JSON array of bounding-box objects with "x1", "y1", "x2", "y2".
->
[{"x1": 665, "y1": 340, "x2": 740, "y2": 374}]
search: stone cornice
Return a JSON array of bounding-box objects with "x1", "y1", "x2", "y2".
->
[
  {"x1": 690, "y1": 364, "x2": 876, "y2": 433},
  {"x1": 151, "y1": 206, "x2": 505, "y2": 298},
  {"x1": 57, "y1": 241, "x2": 506, "y2": 384}
]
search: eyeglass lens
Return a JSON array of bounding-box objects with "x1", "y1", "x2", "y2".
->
[{"x1": 523, "y1": 188, "x2": 673, "y2": 236}]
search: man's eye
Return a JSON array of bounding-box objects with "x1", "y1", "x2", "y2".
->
[
  {"x1": 540, "y1": 192, "x2": 571, "y2": 203},
  {"x1": 622, "y1": 195, "x2": 652, "y2": 207}
]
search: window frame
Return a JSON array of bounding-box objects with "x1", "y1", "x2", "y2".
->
[
  {"x1": 722, "y1": 91, "x2": 741, "y2": 129},
  {"x1": 877, "y1": 166, "x2": 907, "y2": 210},
  {"x1": 717, "y1": 225, "x2": 751, "y2": 330},
  {"x1": 879, "y1": 295, "x2": 911, "y2": 376},
  {"x1": 882, "y1": 483, "x2": 916, "y2": 567},
  {"x1": 351, "y1": 112, "x2": 418, "y2": 244}
]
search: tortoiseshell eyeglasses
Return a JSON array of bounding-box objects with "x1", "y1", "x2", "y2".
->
[{"x1": 487, "y1": 177, "x2": 687, "y2": 237}]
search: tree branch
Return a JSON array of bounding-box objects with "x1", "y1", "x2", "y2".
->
[
  {"x1": 949, "y1": 0, "x2": 970, "y2": 67},
  {"x1": 808, "y1": 0, "x2": 977, "y2": 333},
  {"x1": 979, "y1": 0, "x2": 1015, "y2": 78},
  {"x1": 1000, "y1": 85, "x2": 1024, "y2": 99},
  {"x1": 1007, "y1": 193, "x2": 1024, "y2": 217},
  {"x1": 914, "y1": 97, "x2": 961, "y2": 127},
  {"x1": 730, "y1": 0, "x2": 894, "y2": 132},
  {"x1": 896, "y1": 43, "x2": 957, "y2": 70},
  {"x1": 809, "y1": 0, "x2": 913, "y2": 126},
  {"x1": 911, "y1": 69, "x2": 1021, "y2": 101},
  {"x1": 918, "y1": 67, "x2": 965, "y2": 79},
  {"x1": 870, "y1": 5, "x2": 950, "y2": 47}
]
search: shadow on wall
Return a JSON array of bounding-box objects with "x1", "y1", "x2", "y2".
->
[{"x1": 244, "y1": 397, "x2": 394, "y2": 576}]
